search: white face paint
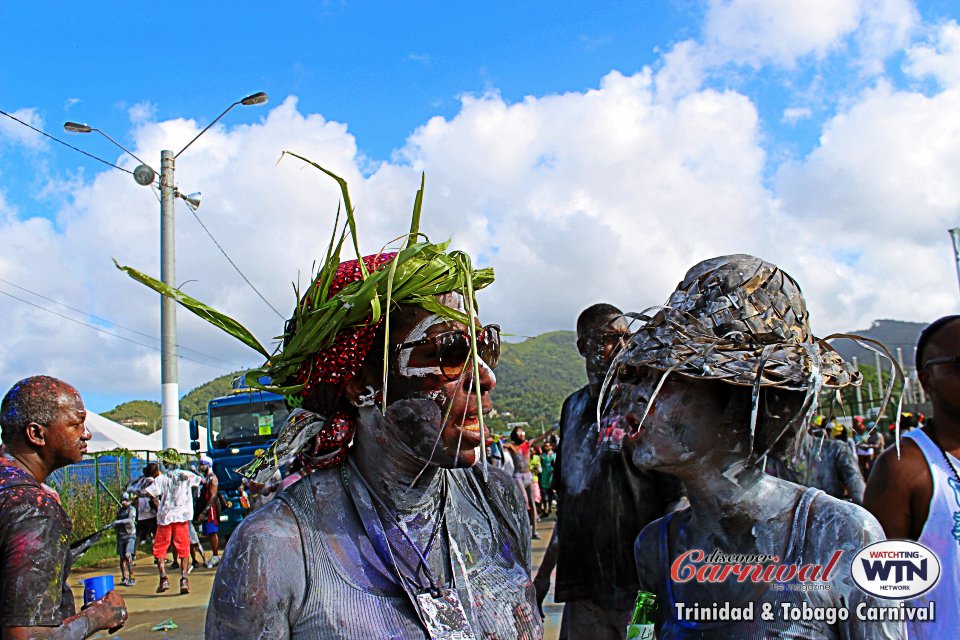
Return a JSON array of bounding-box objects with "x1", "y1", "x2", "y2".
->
[
  {"x1": 397, "y1": 313, "x2": 449, "y2": 378},
  {"x1": 396, "y1": 292, "x2": 481, "y2": 380}
]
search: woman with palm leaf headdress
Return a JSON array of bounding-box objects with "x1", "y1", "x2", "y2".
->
[{"x1": 117, "y1": 158, "x2": 542, "y2": 639}]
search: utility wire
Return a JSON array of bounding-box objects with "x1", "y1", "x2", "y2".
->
[
  {"x1": 0, "y1": 286, "x2": 243, "y2": 371},
  {"x1": 183, "y1": 203, "x2": 286, "y2": 320},
  {"x1": 0, "y1": 276, "x2": 246, "y2": 368},
  {"x1": 2, "y1": 106, "x2": 283, "y2": 321},
  {"x1": 0, "y1": 108, "x2": 134, "y2": 175}
]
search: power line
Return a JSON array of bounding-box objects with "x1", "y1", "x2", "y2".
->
[
  {"x1": 183, "y1": 202, "x2": 286, "y2": 319},
  {"x1": 2, "y1": 106, "x2": 283, "y2": 321},
  {"x1": 0, "y1": 276, "x2": 247, "y2": 367},
  {"x1": 0, "y1": 108, "x2": 134, "y2": 175},
  {"x1": 0, "y1": 286, "x2": 244, "y2": 371}
]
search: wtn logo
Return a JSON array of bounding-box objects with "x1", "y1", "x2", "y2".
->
[
  {"x1": 852, "y1": 541, "x2": 941, "y2": 600},
  {"x1": 860, "y1": 559, "x2": 927, "y2": 583}
]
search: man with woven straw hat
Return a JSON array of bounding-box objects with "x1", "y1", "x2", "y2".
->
[
  {"x1": 117, "y1": 160, "x2": 542, "y2": 639},
  {"x1": 608, "y1": 255, "x2": 903, "y2": 638}
]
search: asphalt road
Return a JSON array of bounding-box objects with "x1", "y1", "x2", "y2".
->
[{"x1": 72, "y1": 518, "x2": 563, "y2": 639}]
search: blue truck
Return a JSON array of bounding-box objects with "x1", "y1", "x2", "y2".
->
[{"x1": 189, "y1": 374, "x2": 289, "y2": 537}]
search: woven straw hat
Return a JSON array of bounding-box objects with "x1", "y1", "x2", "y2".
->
[{"x1": 619, "y1": 254, "x2": 862, "y2": 391}]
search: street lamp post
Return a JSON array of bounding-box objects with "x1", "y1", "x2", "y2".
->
[
  {"x1": 65, "y1": 92, "x2": 268, "y2": 450},
  {"x1": 949, "y1": 228, "x2": 960, "y2": 297}
]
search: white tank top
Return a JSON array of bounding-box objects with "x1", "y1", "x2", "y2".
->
[{"x1": 902, "y1": 429, "x2": 960, "y2": 638}]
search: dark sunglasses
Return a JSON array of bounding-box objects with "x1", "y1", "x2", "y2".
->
[
  {"x1": 922, "y1": 355, "x2": 960, "y2": 372},
  {"x1": 395, "y1": 324, "x2": 501, "y2": 379}
]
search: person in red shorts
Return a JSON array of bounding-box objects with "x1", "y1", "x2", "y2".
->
[{"x1": 143, "y1": 463, "x2": 202, "y2": 594}]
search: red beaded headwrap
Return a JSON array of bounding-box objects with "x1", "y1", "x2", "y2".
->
[{"x1": 294, "y1": 252, "x2": 396, "y2": 469}]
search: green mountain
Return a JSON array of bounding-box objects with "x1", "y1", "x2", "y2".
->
[
  {"x1": 179, "y1": 372, "x2": 244, "y2": 426},
  {"x1": 101, "y1": 400, "x2": 161, "y2": 434},
  {"x1": 487, "y1": 331, "x2": 585, "y2": 434},
  {"x1": 108, "y1": 319, "x2": 929, "y2": 437},
  {"x1": 106, "y1": 335, "x2": 587, "y2": 436}
]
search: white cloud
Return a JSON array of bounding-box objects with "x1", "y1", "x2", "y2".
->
[
  {"x1": 702, "y1": 0, "x2": 918, "y2": 70},
  {"x1": 782, "y1": 106, "x2": 813, "y2": 123},
  {"x1": 774, "y1": 78, "x2": 960, "y2": 330},
  {"x1": 0, "y1": 107, "x2": 49, "y2": 151},
  {"x1": 904, "y1": 19, "x2": 960, "y2": 88},
  {"x1": 703, "y1": 0, "x2": 863, "y2": 67},
  {"x1": 128, "y1": 101, "x2": 157, "y2": 124},
  {"x1": 2, "y1": 3, "x2": 959, "y2": 408}
]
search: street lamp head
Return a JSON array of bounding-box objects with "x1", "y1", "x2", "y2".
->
[
  {"x1": 133, "y1": 164, "x2": 156, "y2": 186},
  {"x1": 181, "y1": 192, "x2": 202, "y2": 212},
  {"x1": 240, "y1": 91, "x2": 269, "y2": 106},
  {"x1": 63, "y1": 121, "x2": 93, "y2": 133}
]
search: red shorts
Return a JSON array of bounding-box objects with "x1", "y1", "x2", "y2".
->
[{"x1": 153, "y1": 521, "x2": 190, "y2": 560}]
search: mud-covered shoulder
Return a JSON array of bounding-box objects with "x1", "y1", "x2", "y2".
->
[
  {"x1": 205, "y1": 498, "x2": 306, "y2": 639},
  {"x1": 805, "y1": 493, "x2": 906, "y2": 640},
  {"x1": 634, "y1": 511, "x2": 675, "y2": 594},
  {"x1": 473, "y1": 465, "x2": 530, "y2": 563}
]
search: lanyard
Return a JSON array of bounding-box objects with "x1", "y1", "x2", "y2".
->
[{"x1": 342, "y1": 460, "x2": 476, "y2": 639}]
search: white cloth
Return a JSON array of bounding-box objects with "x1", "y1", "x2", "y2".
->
[
  {"x1": 132, "y1": 476, "x2": 157, "y2": 520},
  {"x1": 902, "y1": 429, "x2": 960, "y2": 639},
  {"x1": 145, "y1": 469, "x2": 202, "y2": 526}
]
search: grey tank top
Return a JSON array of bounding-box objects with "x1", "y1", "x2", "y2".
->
[
  {"x1": 278, "y1": 468, "x2": 542, "y2": 639},
  {"x1": 658, "y1": 487, "x2": 839, "y2": 640}
]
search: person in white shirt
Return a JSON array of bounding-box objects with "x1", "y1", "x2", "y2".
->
[
  {"x1": 129, "y1": 463, "x2": 159, "y2": 558},
  {"x1": 143, "y1": 464, "x2": 202, "y2": 595}
]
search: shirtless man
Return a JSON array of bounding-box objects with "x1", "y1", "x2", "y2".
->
[{"x1": 865, "y1": 315, "x2": 960, "y2": 639}]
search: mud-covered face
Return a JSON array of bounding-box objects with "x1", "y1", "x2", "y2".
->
[
  {"x1": 43, "y1": 387, "x2": 90, "y2": 467},
  {"x1": 379, "y1": 293, "x2": 498, "y2": 469},
  {"x1": 579, "y1": 315, "x2": 630, "y2": 390},
  {"x1": 609, "y1": 364, "x2": 743, "y2": 472}
]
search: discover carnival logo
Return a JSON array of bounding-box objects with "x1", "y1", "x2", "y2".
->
[{"x1": 851, "y1": 540, "x2": 941, "y2": 599}]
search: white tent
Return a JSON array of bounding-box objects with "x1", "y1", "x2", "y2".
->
[
  {"x1": 85, "y1": 411, "x2": 157, "y2": 453},
  {"x1": 146, "y1": 419, "x2": 208, "y2": 454}
]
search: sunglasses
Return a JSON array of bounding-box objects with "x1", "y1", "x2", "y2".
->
[
  {"x1": 395, "y1": 324, "x2": 501, "y2": 380},
  {"x1": 922, "y1": 355, "x2": 960, "y2": 372}
]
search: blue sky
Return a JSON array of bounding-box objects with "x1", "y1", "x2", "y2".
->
[
  {"x1": 2, "y1": 1, "x2": 960, "y2": 414},
  {"x1": 3, "y1": 1, "x2": 693, "y2": 215}
]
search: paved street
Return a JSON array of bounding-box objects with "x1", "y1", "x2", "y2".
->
[{"x1": 72, "y1": 518, "x2": 562, "y2": 639}]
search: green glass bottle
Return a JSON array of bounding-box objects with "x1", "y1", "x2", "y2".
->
[{"x1": 625, "y1": 590, "x2": 657, "y2": 640}]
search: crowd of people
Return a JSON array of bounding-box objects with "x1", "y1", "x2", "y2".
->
[{"x1": 1, "y1": 195, "x2": 957, "y2": 639}]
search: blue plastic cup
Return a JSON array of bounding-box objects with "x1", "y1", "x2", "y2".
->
[{"x1": 82, "y1": 575, "x2": 115, "y2": 605}]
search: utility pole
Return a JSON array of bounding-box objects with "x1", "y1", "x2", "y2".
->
[
  {"x1": 160, "y1": 150, "x2": 178, "y2": 450},
  {"x1": 65, "y1": 91, "x2": 268, "y2": 453}
]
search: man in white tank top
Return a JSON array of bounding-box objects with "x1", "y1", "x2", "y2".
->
[{"x1": 865, "y1": 315, "x2": 960, "y2": 639}]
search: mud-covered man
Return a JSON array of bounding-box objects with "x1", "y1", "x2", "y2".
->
[
  {"x1": 534, "y1": 303, "x2": 684, "y2": 639},
  {"x1": 0, "y1": 376, "x2": 127, "y2": 639}
]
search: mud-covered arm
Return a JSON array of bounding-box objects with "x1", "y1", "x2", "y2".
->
[
  {"x1": 836, "y1": 445, "x2": 866, "y2": 505},
  {"x1": 205, "y1": 500, "x2": 306, "y2": 639},
  {"x1": 811, "y1": 501, "x2": 905, "y2": 640},
  {"x1": 2, "y1": 592, "x2": 126, "y2": 640},
  {"x1": 533, "y1": 525, "x2": 559, "y2": 613}
]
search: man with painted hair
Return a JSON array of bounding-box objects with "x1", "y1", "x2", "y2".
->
[
  {"x1": 0, "y1": 375, "x2": 128, "y2": 638},
  {"x1": 865, "y1": 315, "x2": 960, "y2": 639}
]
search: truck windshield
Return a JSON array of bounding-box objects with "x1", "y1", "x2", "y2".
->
[{"x1": 210, "y1": 400, "x2": 289, "y2": 448}]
